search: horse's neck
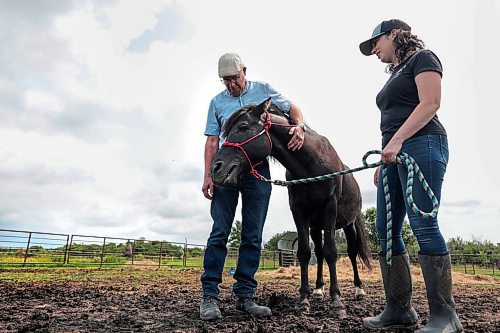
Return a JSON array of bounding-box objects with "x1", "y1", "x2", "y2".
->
[{"x1": 269, "y1": 128, "x2": 323, "y2": 177}]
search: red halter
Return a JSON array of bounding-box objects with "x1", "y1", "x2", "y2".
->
[{"x1": 221, "y1": 110, "x2": 295, "y2": 180}]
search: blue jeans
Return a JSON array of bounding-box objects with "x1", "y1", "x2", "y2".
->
[
  {"x1": 201, "y1": 162, "x2": 272, "y2": 298},
  {"x1": 376, "y1": 134, "x2": 449, "y2": 255}
]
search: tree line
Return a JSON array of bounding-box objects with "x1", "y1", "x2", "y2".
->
[{"x1": 256, "y1": 207, "x2": 499, "y2": 255}]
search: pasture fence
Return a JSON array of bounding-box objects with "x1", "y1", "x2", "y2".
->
[{"x1": 0, "y1": 228, "x2": 498, "y2": 276}]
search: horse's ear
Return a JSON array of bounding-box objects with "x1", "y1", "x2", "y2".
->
[{"x1": 260, "y1": 97, "x2": 272, "y2": 112}]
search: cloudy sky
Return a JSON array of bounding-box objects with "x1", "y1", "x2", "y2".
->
[{"x1": 1, "y1": 0, "x2": 499, "y2": 246}]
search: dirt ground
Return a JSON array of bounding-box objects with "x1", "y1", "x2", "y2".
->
[{"x1": 0, "y1": 258, "x2": 498, "y2": 333}]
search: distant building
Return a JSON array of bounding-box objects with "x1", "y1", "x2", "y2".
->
[{"x1": 277, "y1": 231, "x2": 317, "y2": 266}]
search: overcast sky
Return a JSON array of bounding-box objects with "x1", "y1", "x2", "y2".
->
[{"x1": 1, "y1": 0, "x2": 499, "y2": 246}]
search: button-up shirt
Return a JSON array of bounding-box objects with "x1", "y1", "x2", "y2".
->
[{"x1": 204, "y1": 80, "x2": 292, "y2": 138}]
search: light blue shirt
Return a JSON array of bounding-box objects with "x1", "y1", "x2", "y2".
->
[{"x1": 204, "y1": 80, "x2": 293, "y2": 137}]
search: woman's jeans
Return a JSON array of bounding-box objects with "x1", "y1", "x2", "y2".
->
[
  {"x1": 376, "y1": 134, "x2": 449, "y2": 255},
  {"x1": 201, "y1": 163, "x2": 272, "y2": 298}
]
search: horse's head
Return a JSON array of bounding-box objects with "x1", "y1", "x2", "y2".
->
[{"x1": 211, "y1": 98, "x2": 273, "y2": 187}]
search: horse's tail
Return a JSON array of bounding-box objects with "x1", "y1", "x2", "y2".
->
[{"x1": 354, "y1": 212, "x2": 373, "y2": 270}]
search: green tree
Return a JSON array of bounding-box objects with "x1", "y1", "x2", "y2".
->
[
  {"x1": 228, "y1": 220, "x2": 242, "y2": 248},
  {"x1": 263, "y1": 231, "x2": 297, "y2": 251},
  {"x1": 334, "y1": 229, "x2": 347, "y2": 253},
  {"x1": 263, "y1": 232, "x2": 283, "y2": 251},
  {"x1": 363, "y1": 207, "x2": 418, "y2": 253},
  {"x1": 363, "y1": 207, "x2": 379, "y2": 251}
]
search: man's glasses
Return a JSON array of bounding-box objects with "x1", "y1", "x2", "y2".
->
[{"x1": 220, "y1": 73, "x2": 242, "y2": 85}]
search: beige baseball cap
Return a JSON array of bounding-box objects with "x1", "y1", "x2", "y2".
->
[{"x1": 218, "y1": 53, "x2": 244, "y2": 77}]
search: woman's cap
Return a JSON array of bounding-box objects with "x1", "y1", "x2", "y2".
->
[
  {"x1": 359, "y1": 19, "x2": 411, "y2": 56},
  {"x1": 218, "y1": 53, "x2": 244, "y2": 77}
]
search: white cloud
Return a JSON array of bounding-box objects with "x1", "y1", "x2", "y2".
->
[{"x1": 0, "y1": 0, "x2": 499, "y2": 246}]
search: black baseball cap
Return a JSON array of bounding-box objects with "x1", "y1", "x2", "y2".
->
[{"x1": 359, "y1": 19, "x2": 411, "y2": 56}]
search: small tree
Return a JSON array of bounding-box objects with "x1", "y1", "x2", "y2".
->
[
  {"x1": 228, "y1": 220, "x2": 242, "y2": 248},
  {"x1": 363, "y1": 207, "x2": 379, "y2": 251},
  {"x1": 363, "y1": 207, "x2": 418, "y2": 253},
  {"x1": 264, "y1": 232, "x2": 287, "y2": 251}
]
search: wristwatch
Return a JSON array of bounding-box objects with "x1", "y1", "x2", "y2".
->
[{"x1": 299, "y1": 123, "x2": 307, "y2": 132}]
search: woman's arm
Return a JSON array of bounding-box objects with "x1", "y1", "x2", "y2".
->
[{"x1": 381, "y1": 71, "x2": 442, "y2": 164}]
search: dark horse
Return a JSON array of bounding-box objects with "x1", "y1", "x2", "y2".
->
[{"x1": 211, "y1": 98, "x2": 372, "y2": 316}]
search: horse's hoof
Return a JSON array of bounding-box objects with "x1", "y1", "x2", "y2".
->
[
  {"x1": 312, "y1": 288, "x2": 324, "y2": 299},
  {"x1": 355, "y1": 287, "x2": 366, "y2": 300},
  {"x1": 328, "y1": 308, "x2": 347, "y2": 318},
  {"x1": 295, "y1": 298, "x2": 310, "y2": 312}
]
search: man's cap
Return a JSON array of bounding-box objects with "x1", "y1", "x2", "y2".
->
[
  {"x1": 218, "y1": 53, "x2": 245, "y2": 77},
  {"x1": 359, "y1": 19, "x2": 411, "y2": 56}
]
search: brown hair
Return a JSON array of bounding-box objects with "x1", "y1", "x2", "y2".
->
[{"x1": 386, "y1": 30, "x2": 425, "y2": 74}]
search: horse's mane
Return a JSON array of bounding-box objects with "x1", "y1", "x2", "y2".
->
[{"x1": 221, "y1": 103, "x2": 294, "y2": 138}]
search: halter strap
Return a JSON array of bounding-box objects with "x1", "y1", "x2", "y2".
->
[{"x1": 222, "y1": 110, "x2": 295, "y2": 180}]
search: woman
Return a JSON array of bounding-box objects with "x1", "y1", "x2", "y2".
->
[{"x1": 359, "y1": 19, "x2": 463, "y2": 332}]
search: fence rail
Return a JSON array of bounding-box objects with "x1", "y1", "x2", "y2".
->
[{"x1": 1, "y1": 229, "x2": 499, "y2": 276}]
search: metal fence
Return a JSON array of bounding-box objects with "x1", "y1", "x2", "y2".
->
[
  {"x1": 0, "y1": 229, "x2": 281, "y2": 270},
  {"x1": 1, "y1": 229, "x2": 499, "y2": 276}
]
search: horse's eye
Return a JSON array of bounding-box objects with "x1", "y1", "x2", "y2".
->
[{"x1": 238, "y1": 123, "x2": 249, "y2": 130}]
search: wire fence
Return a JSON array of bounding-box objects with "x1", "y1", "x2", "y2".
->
[{"x1": 0, "y1": 228, "x2": 499, "y2": 276}]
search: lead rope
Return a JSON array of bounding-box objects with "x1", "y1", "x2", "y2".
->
[
  {"x1": 383, "y1": 152, "x2": 439, "y2": 265},
  {"x1": 260, "y1": 150, "x2": 439, "y2": 265}
]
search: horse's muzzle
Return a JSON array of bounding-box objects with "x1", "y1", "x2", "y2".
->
[{"x1": 211, "y1": 160, "x2": 240, "y2": 188}]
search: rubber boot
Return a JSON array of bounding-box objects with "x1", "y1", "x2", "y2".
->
[
  {"x1": 416, "y1": 253, "x2": 463, "y2": 333},
  {"x1": 199, "y1": 295, "x2": 222, "y2": 320},
  {"x1": 363, "y1": 252, "x2": 419, "y2": 331},
  {"x1": 235, "y1": 297, "x2": 272, "y2": 318}
]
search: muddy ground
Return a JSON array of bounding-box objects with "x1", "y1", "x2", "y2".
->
[{"x1": 0, "y1": 259, "x2": 498, "y2": 333}]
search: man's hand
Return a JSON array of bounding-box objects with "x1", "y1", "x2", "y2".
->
[
  {"x1": 202, "y1": 176, "x2": 214, "y2": 200},
  {"x1": 288, "y1": 125, "x2": 305, "y2": 151}
]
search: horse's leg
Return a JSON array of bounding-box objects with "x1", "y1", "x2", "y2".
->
[
  {"x1": 322, "y1": 199, "x2": 347, "y2": 318},
  {"x1": 294, "y1": 221, "x2": 312, "y2": 311},
  {"x1": 324, "y1": 228, "x2": 346, "y2": 317},
  {"x1": 310, "y1": 227, "x2": 324, "y2": 298},
  {"x1": 344, "y1": 222, "x2": 366, "y2": 299}
]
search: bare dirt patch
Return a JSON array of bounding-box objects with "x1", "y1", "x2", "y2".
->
[{"x1": 0, "y1": 261, "x2": 498, "y2": 332}]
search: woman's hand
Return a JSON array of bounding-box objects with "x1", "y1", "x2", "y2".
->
[
  {"x1": 381, "y1": 138, "x2": 402, "y2": 164},
  {"x1": 373, "y1": 166, "x2": 380, "y2": 187}
]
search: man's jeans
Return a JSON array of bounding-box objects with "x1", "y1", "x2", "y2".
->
[
  {"x1": 376, "y1": 134, "x2": 449, "y2": 255},
  {"x1": 201, "y1": 163, "x2": 272, "y2": 298}
]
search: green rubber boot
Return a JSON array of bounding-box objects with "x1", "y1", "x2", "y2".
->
[
  {"x1": 363, "y1": 252, "x2": 419, "y2": 331},
  {"x1": 416, "y1": 253, "x2": 463, "y2": 333}
]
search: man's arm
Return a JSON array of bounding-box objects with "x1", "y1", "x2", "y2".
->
[
  {"x1": 202, "y1": 136, "x2": 219, "y2": 200},
  {"x1": 287, "y1": 104, "x2": 305, "y2": 151}
]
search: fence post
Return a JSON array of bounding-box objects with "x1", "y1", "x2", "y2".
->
[
  {"x1": 23, "y1": 232, "x2": 32, "y2": 267},
  {"x1": 158, "y1": 241, "x2": 163, "y2": 269},
  {"x1": 492, "y1": 254, "x2": 495, "y2": 276},
  {"x1": 63, "y1": 235, "x2": 70, "y2": 265},
  {"x1": 99, "y1": 237, "x2": 106, "y2": 269},
  {"x1": 183, "y1": 239, "x2": 187, "y2": 267},
  {"x1": 67, "y1": 235, "x2": 74, "y2": 264},
  {"x1": 131, "y1": 240, "x2": 136, "y2": 265},
  {"x1": 463, "y1": 254, "x2": 466, "y2": 274}
]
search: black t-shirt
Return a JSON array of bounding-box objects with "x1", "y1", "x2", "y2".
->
[{"x1": 376, "y1": 49, "x2": 447, "y2": 148}]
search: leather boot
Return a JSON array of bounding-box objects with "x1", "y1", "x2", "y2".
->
[
  {"x1": 199, "y1": 295, "x2": 222, "y2": 320},
  {"x1": 363, "y1": 252, "x2": 419, "y2": 331},
  {"x1": 416, "y1": 253, "x2": 463, "y2": 333},
  {"x1": 235, "y1": 297, "x2": 272, "y2": 317}
]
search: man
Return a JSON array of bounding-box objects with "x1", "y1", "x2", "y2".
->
[{"x1": 200, "y1": 53, "x2": 306, "y2": 320}]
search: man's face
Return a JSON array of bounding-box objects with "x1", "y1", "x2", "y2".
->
[{"x1": 221, "y1": 68, "x2": 246, "y2": 97}]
